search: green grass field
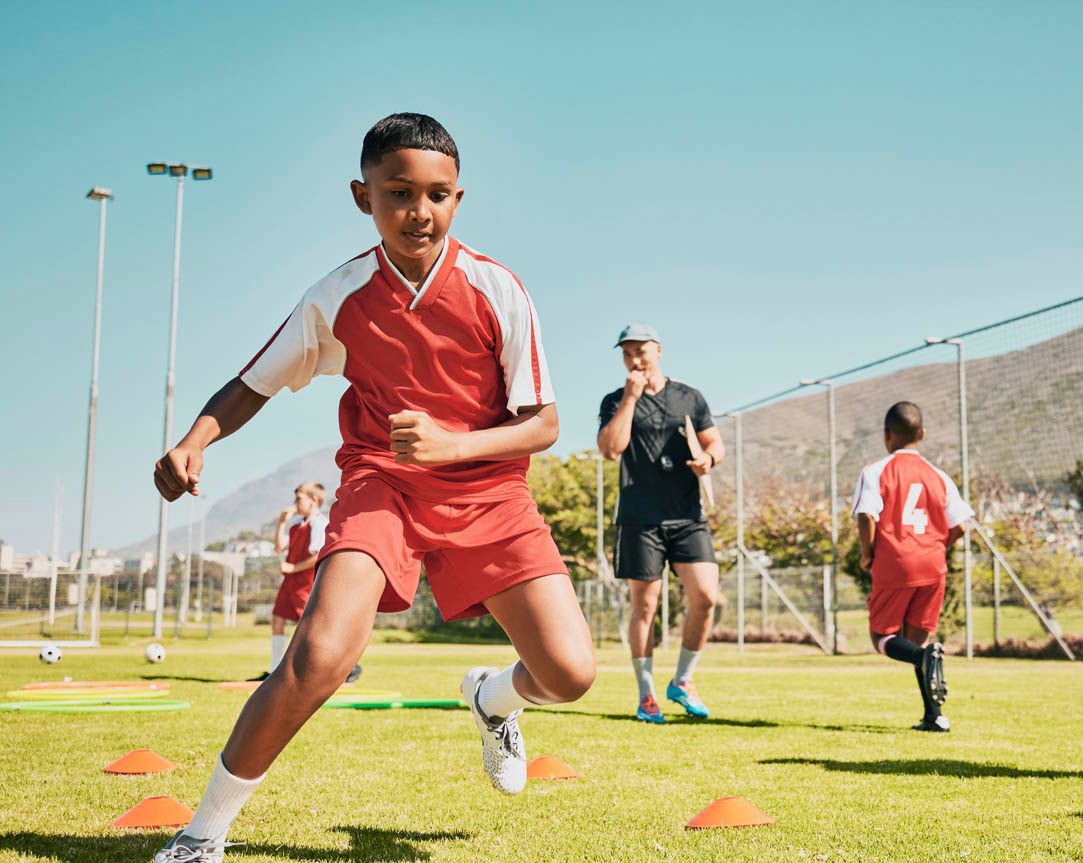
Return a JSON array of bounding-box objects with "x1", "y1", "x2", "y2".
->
[{"x1": 1, "y1": 631, "x2": 1081, "y2": 862}]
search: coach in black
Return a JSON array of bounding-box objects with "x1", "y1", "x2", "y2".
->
[{"x1": 598, "y1": 323, "x2": 724, "y2": 724}]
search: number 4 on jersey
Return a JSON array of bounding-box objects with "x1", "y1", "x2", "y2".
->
[{"x1": 902, "y1": 483, "x2": 928, "y2": 535}]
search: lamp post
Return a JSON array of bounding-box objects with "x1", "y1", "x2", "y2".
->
[
  {"x1": 148, "y1": 162, "x2": 212, "y2": 638},
  {"x1": 76, "y1": 187, "x2": 113, "y2": 634},
  {"x1": 799, "y1": 378, "x2": 839, "y2": 654},
  {"x1": 925, "y1": 337, "x2": 972, "y2": 660}
]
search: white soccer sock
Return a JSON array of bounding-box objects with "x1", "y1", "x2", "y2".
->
[
  {"x1": 674, "y1": 646, "x2": 701, "y2": 684},
  {"x1": 632, "y1": 656, "x2": 655, "y2": 701},
  {"x1": 269, "y1": 634, "x2": 287, "y2": 673},
  {"x1": 477, "y1": 663, "x2": 534, "y2": 719},
  {"x1": 185, "y1": 753, "x2": 264, "y2": 841}
]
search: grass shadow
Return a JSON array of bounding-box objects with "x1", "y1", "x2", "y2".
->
[
  {"x1": 535, "y1": 707, "x2": 895, "y2": 734},
  {"x1": 0, "y1": 825, "x2": 472, "y2": 862},
  {"x1": 139, "y1": 673, "x2": 234, "y2": 683},
  {"x1": 760, "y1": 757, "x2": 1083, "y2": 779}
]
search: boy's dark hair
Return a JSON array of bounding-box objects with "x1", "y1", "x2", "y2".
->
[
  {"x1": 360, "y1": 113, "x2": 460, "y2": 175},
  {"x1": 884, "y1": 401, "x2": 923, "y2": 443}
]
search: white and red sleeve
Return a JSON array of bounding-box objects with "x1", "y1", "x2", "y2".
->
[
  {"x1": 456, "y1": 250, "x2": 555, "y2": 413},
  {"x1": 851, "y1": 457, "x2": 888, "y2": 520},
  {"x1": 306, "y1": 513, "x2": 328, "y2": 555},
  {"x1": 238, "y1": 252, "x2": 379, "y2": 397},
  {"x1": 933, "y1": 467, "x2": 974, "y2": 527}
]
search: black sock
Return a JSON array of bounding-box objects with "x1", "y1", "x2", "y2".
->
[
  {"x1": 914, "y1": 665, "x2": 940, "y2": 721},
  {"x1": 883, "y1": 635, "x2": 924, "y2": 665}
]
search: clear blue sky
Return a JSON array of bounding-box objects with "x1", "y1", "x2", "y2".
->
[{"x1": 2, "y1": 1, "x2": 1082, "y2": 553}]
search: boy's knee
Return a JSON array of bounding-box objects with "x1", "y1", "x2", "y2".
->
[
  {"x1": 547, "y1": 662, "x2": 596, "y2": 703},
  {"x1": 288, "y1": 635, "x2": 356, "y2": 689},
  {"x1": 530, "y1": 650, "x2": 596, "y2": 704}
]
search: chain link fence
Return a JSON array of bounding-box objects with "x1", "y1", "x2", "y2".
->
[{"x1": 711, "y1": 295, "x2": 1082, "y2": 657}]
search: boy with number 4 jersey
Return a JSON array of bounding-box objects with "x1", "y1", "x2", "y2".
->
[{"x1": 852, "y1": 401, "x2": 973, "y2": 732}]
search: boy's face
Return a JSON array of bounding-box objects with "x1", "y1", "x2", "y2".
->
[
  {"x1": 350, "y1": 149, "x2": 463, "y2": 265},
  {"x1": 294, "y1": 490, "x2": 318, "y2": 517},
  {"x1": 621, "y1": 340, "x2": 662, "y2": 375}
]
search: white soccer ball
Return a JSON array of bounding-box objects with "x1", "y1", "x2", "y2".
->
[
  {"x1": 39, "y1": 644, "x2": 62, "y2": 664},
  {"x1": 144, "y1": 643, "x2": 166, "y2": 663}
]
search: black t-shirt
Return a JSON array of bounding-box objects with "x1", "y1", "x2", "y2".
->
[{"x1": 599, "y1": 379, "x2": 715, "y2": 525}]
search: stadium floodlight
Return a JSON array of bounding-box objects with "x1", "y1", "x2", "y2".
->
[
  {"x1": 75, "y1": 185, "x2": 113, "y2": 638},
  {"x1": 146, "y1": 157, "x2": 212, "y2": 638}
]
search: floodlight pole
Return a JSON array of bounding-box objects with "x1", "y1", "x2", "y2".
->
[
  {"x1": 152, "y1": 172, "x2": 185, "y2": 638},
  {"x1": 146, "y1": 164, "x2": 211, "y2": 638},
  {"x1": 76, "y1": 188, "x2": 112, "y2": 633},
  {"x1": 733, "y1": 413, "x2": 745, "y2": 653},
  {"x1": 927, "y1": 337, "x2": 973, "y2": 660},
  {"x1": 799, "y1": 379, "x2": 840, "y2": 654}
]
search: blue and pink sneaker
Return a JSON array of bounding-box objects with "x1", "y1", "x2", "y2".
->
[
  {"x1": 636, "y1": 692, "x2": 665, "y2": 724},
  {"x1": 666, "y1": 679, "x2": 710, "y2": 718}
]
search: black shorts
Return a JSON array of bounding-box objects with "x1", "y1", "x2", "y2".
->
[{"x1": 614, "y1": 520, "x2": 715, "y2": 581}]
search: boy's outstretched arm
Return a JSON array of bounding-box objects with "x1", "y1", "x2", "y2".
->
[
  {"x1": 154, "y1": 377, "x2": 270, "y2": 501},
  {"x1": 857, "y1": 513, "x2": 877, "y2": 572},
  {"x1": 390, "y1": 403, "x2": 558, "y2": 464}
]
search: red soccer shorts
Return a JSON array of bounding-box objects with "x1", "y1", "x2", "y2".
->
[
  {"x1": 272, "y1": 570, "x2": 316, "y2": 622},
  {"x1": 867, "y1": 580, "x2": 946, "y2": 635},
  {"x1": 317, "y1": 476, "x2": 568, "y2": 621}
]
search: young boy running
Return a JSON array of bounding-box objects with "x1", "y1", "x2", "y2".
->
[
  {"x1": 248, "y1": 482, "x2": 359, "y2": 684},
  {"x1": 151, "y1": 113, "x2": 595, "y2": 862},
  {"x1": 851, "y1": 401, "x2": 972, "y2": 732}
]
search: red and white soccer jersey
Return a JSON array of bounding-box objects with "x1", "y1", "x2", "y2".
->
[
  {"x1": 272, "y1": 513, "x2": 328, "y2": 621},
  {"x1": 239, "y1": 238, "x2": 566, "y2": 620},
  {"x1": 851, "y1": 449, "x2": 973, "y2": 589},
  {"x1": 239, "y1": 237, "x2": 554, "y2": 504}
]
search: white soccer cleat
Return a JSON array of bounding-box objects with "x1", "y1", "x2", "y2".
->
[
  {"x1": 461, "y1": 666, "x2": 527, "y2": 795},
  {"x1": 153, "y1": 830, "x2": 235, "y2": 862}
]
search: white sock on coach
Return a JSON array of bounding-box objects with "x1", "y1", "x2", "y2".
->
[
  {"x1": 477, "y1": 663, "x2": 533, "y2": 720},
  {"x1": 185, "y1": 753, "x2": 264, "y2": 841},
  {"x1": 674, "y1": 646, "x2": 701, "y2": 684},
  {"x1": 632, "y1": 656, "x2": 655, "y2": 700},
  {"x1": 269, "y1": 634, "x2": 287, "y2": 673}
]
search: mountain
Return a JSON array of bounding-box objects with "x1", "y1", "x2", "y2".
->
[
  {"x1": 115, "y1": 324, "x2": 1082, "y2": 554},
  {"x1": 113, "y1": 447, "x2": 339, "y2": 558},
  {"x1": 716, "y1": 325, "x2": 1083, "y2": 497}
]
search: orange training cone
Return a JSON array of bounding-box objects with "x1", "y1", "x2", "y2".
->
[
  {"x1": 686, "y1": 797, "x2": 774, "y2": 829},
  {"x1": 527, "y1": 756, "x2": 580, "y2": 780},
  {"x1": 104, "y1": 749, "x2": 177, "y2": 775},
  {"x1": 111, "y1": 796, "x2": 194, "y2": 829}
]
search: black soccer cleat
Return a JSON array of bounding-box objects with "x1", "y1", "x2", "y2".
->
[
  {"x1": 912, "y1": 715, "x2": 950, "y2": 732},
  {"x1": 921, "y1": 642, "x2": 947, "y2": 705},
  {"x1": 245, "y1": 671, "x2": 271, "y2": 682}
]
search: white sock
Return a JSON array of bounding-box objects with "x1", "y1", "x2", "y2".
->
[
  {"x1": 675, "y1": 646, "x2": 701, "y2": 684},
  {"x1": 269, "y1": 634, "x2": 287, "y2": 673},
  {"x1": 185, "y1": 753, "x2": 264, "y2": 841},
  {"x1": 477, "y1": 663, "x2": 533, "y2": 719},
  {"x1": 632, "y1": 656, "x2": 655, "y2": 701}
]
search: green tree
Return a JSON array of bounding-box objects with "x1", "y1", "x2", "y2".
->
[
  {"x1": 527, "y1": 452, "x2": 620, "y2": 580},
  {"x1": 1065, "y1": 459, "x2": 1083, "y2": 506}
]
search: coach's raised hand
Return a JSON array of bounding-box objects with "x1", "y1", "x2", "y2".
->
[{"x1": 389, "y1": 410, "x2": 462, "y2": 465}]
